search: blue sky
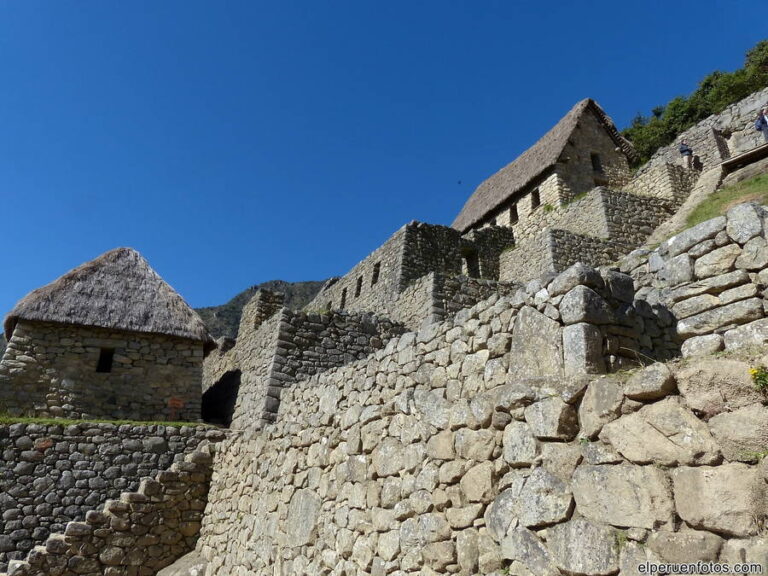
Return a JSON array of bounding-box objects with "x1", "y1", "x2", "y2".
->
[{"x1": 0, "y1": 2, "x2": 764, "y2": 315}]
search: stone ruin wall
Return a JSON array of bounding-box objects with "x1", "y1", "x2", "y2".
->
[
  {"x1": 195, "y1": 250, "x2": 768, "y2": 575},
  {"x1": 6, "y1": 437, "x2": 223, "y2": 576},
  {"x1": 0, "y1": 423, "x2": 224, "y2": 571},
  {"x1": 623, "y1": 162, "x2": 699, "y2": 204},
  {"x1": 499, "y1": 188, "x2": 675, "y2": 283},
  {"x1": 636, "y1": 86, "x2": 768, "y2": 175},
  {"x1": 0, "y1": 322, "x2": 204, "y2": 422}
]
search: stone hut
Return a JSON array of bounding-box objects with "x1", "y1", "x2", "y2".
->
[
  {"x1": 452, "y1": 98, "x2": 637, "y2": 236},
  {"x1": 0, "y1": 247, "x2": 213, "y2": 421}
]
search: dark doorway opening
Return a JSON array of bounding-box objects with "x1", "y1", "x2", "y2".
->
[{"x1": 202, "y1": 370, "x2": 241, "y2": 427}]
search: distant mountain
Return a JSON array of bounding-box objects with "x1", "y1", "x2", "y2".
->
[{"x1": 195, "y1": 280, "x2": 325, "y2": 339}]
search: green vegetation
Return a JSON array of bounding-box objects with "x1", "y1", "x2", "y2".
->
[
  {"x1": 195, "y1": 279, "x2": 326, "y2": 339},
  {"x1": 750, "y1": 365, "x2": 768, "y2": 392},
  {"x1": 615, "y1": 530, "x2": 629, "y2": 551},
  {"x1": 0, "y1": 413, "x2": 213, "y2": 427},
  {"x1": 686, "y1": 173, "x2": 768, "y2": 228},
  {"x1": 542, "y1": 203, "x2": 555, "y2": 213},
  {"x1": 622, "y1": 40, "x2": 768, "y2": 164}
]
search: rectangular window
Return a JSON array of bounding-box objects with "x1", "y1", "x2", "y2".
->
[
  {"x1": 96, "y1": 348, "x2": 115, "y2": 373},
  {"x1": 371, "y1": 262, "x2": 381, "y2": 285},
  {"x1": 531, "y1": 189, "x2": 541, "y2": 209},
  {"x1": 340, "y1": 288, "x2": 347, "y2": 309},
  {"x1": 355, "y1": 276, "x2": 363, "y2": 297},
  {"x1": 591, "y1": 153, "x2": 603, "y2": 173},
  {"x1": 509, "y1": 204, "x2": 518, "y2": 224}
]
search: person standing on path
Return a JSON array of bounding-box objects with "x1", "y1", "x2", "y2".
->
[
  {"x1": 756, "y1": 107, "x2": 768, "y2": 143},
  {"x1": 679, "y1": 140, "x2": 693, "y2": 169}
]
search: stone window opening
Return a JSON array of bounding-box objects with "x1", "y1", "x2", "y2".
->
[
  {"x1": 531, "y1": 189, "x2": 541, "y2": 210},
  {"x1": 96, "y1": 348, "x2": 115, "y2": 373},
  {"x1": 462, "y1": 248, "x2": 480, "y2": 278},
  {"x1": 327, "y1": 301, "x2": 332, "y2": 311},
  {"x1": 340, "y1": 288, "x2": 347, "y2": 309},
  {"x1": 591, "y1": 153, "x2": 603, "y2": 173},
  {"x1": 489, "y1": 217, "x2": 496, "y2": 226},
  {"x1": 371, "y1": 262, "x2": 381, "y2": 286},
  {"x1": 355, "y1": 276, "x2": 363, "y2": 297},
  {"x1": 510, "y1": 204, "x2": 519, "y2": 224}
]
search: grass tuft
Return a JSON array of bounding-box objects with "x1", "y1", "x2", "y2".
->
[{"x1": 686, "y1": 173, "x2": 768, "y2": 229}]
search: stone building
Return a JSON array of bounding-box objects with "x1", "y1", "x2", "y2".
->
[
  {"x1": 452, "y1": 98, "x2": 637, "y2": 238},
  {"x1": 0, "y1": 247, "x2": 213, "y2": 421}
]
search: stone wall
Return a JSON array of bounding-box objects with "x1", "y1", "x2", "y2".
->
[
  {"x1": 624, "y1": 162, "x2": 699, "y2": 204},
  {"x1": 0, "y1": 322, "x2": 204, "y2": 422},
  {"x1": 636, "y1": 87, "x2": 768, "y2": 175},
  {"x1": 6, "y1": 439, "x2": 222, "y2": 576},
  {"x1": 195, "y1": 260, "x2": 765, "y2": 575},
  {"x1": 621, "y1": 202, "x2": 768, "y2": 357},
  {"x1": 0, "y1": 422, "x2": 223, "y2": 571}
]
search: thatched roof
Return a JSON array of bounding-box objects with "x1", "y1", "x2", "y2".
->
[
  {"x1": 5, "y1": 247, "x2": 214, "y2": 346},
  {"x1": 452, "y1": 98, "x2": 636, "y2": 232}
]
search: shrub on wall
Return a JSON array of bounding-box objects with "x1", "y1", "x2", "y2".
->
[{"x1": 622, "y1": 40, "x2": 768, "y2": 164}]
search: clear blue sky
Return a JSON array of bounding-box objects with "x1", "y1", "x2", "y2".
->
[{"x1": 0, "y1": 2, "x2": 764, "y2": 315}]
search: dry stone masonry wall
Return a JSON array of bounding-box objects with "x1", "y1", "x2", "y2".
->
[
  {"x1": 0, "y1": 322, "x2": 204, "y2": 422},
  {"x1": 6, "y1": 439, "x2": 222, "y2": 576},
  {"x1": 0, "y1": 423, "x2": 223, "y2": 571}
]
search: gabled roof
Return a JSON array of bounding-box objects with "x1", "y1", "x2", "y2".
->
[
  {"x1": 452, "y1": 98, "x2": 636, "y2": 232},
  {"x1": 5, "y1": 247, "x2": 213, "y2": 346}
]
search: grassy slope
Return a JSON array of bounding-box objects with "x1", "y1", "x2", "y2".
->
[
  {"x1": 686, "y1": 173, "x2": 768, "y2": 228},
  {"x1": 195, "y1": 279, "x2": 325, "y2": 339}
]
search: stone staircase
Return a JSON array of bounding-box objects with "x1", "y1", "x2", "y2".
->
[{"x1": 2, "y1": 442, "x2": 219, "y2": 576}]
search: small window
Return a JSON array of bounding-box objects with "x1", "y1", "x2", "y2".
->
[
  {"x1": 355, "y1": 276, "x2": 363, "y2": 297},
  {"x1": 489, "y1": 218, "x2": 496, "y2": 226},
  {"x1": 96, "y1": 348, "x2": 115, "y2": 373},
  {"x1": 371, "y1": 262, "x2": 381, "y2": 286},
  {"x1": 463, "y1": 249, "x2": 480, "y2": 278},
  {"x1": 531, "y1": 189, "x2": 541, "y2": 209},
  {"x1": 591, "y1": 153, "x2": 603, "y2": 173},
  {"x1": 509, "y1": 204, "x2": 519, "y2": 224},
  {"x1": 340, "y1": 288, "x2": 347, "y2": 309},
  {"x1": 327, "y1": 301, "x2": 332, "y2": 311}
]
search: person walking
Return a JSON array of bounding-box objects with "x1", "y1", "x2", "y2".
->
[
  {"x1": 679, "y1": 140, "x2": 693, "y2": 169},
  {"x1": 756, "y1": 107, "x2": 768, "y2": 143}
]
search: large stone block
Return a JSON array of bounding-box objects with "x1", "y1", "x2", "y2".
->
[
  {"x1": 694, "y1": 244, "x2": 742, "y2": 279},
  {"x1": 524, "y1": 397, "x2": 579, "y2": 441},
  {"x1": 709, "y1": 404, "x2": 768, "y2": 462},
  {"x1": 672, "y1": 464, "x2": 762, "y2": 537},
  {"x1": 559, "y1": 286, "x2": 614, "y2": 325},
  {"x1": 665, "y1": 216, "x2": 725, "y2": 258},
  {"x1": 547, "y1": 518, "x2": 619, "y2": 576},
  {"x1": 599, "y1": 397, "x2": 721, "y2": 465},
  {"x1": 571, "y1": 464, "x2": 674, "y2": 529},
  {"x1": 562, "y1": 322, "x2": 606, "y2": 376},
  {"x1": 726, "y1": 202, "x2": 764, "y2": 244},
  {"x1": 724, "y1": 318, "x2": 768, "y2": 351},
  {"x1": 500, "y1": 527, "x2": 559, "y2": 576},
  {"x1": 675, "y1": 359, "x2": 764, "y2": 417},
  {"x1": 677, "y1": 297, "x2": 763, "y2": 337},
  {"x1": 548, "y1": 263, "x2": 605, "y2": 297},
  {"x1": 623, "y1": 363, "x2": 676, "y2": 401},
  {"x1": 578, "y1": 376, "x2": 623, "y2": 439},
  {"x1": 508, "y1": 306, "x2": 564, "y2": 379},
  {"x1": 283, "y1": 489, "x2": 321, "y2": 547}
]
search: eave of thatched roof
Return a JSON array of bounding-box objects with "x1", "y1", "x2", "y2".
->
[
  {"x1": 4, "y1": 247, "x2": 214, "y2": 347},
  {"x1": 452, "y1": 98, "x2": 636, "y2": 233}
]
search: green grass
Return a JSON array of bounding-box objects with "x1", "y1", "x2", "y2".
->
[
  {"x1": 686, "y1": 173, "x2": 768, "y2": 229},
  {"x1": 0, "y1": 414, "x2": 214, "y2": 427}
]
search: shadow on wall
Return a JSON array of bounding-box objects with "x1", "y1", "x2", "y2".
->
[{"x1": 202, "y1": 369, "x2": 240, "y2": 427}]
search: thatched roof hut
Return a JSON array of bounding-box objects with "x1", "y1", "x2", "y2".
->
[
  {"x1": 4, "y1": 247, "x2": 213, "y2": 347},
  {"x1": 452, "y1": 98, "x2": 636, "y2": 233}
]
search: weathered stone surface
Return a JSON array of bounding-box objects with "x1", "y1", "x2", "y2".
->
[
  {"x1": 600, "y1": 269, "x2": 634, "y2": 303},
  {"x1": 726, "y1": 202, "x2": 763, "y2": 244},
  {"x1": 500, "y1": 527, "x2": 558, "y2": 576},
  {"x1": 399, "y1": 513, "x2": 451, "y2": 550},
  {"x1": 619, "y1": 542, "x2": 664, "y2": 576},
  {"x1": 541, "y1": 442, "x2": 582, "y2": 483},
  {"x1": 285, "y1": 489, "x2": 321, "y2": 546},
  {"x1": 599, "y1": 397, "x2": 721, "y2": 465},
  {"x1": 516, "y1": 468, "x2": 573, "y2": 529},
  {"x1": 694, "y1": 243, "x2": 742, "y2": 278},
  {"x1": 646, "y1": 530, "x2": 724, "y2": 563},
  {"x1": 680, "y1": 334, "x2": 723, "y2": 357},
  {"x1": 156, "y1": 551, "x2": 207, "y2": 576},
  {"x1": 548, "y1": 518, "x2": 619, "y2": 576},
  {"x1": 672, "y1": 464, "x2": 762, "y2": 537},
  {"x1": 672, "y1": 293, "x2": 720, "y2": 319},
  {"x1": 665, "y1": 216, "x2": 725, "y2": 258},
  {"x1": 560, "y1": 286, "x2": 614, "y2": 325},
  {"x1": 724, "y1": 318, "x2": 768, "y2": 351},
  {"x1": 454, "y1": 429, "x2": 495, "y2": 461},
  {"x1": 677, "y1": 297, "x2": 763, "y2": 337},
  {"x1": 486, "y1": 478, "x2": 525, "y2": 542},
  {"x1": 709, "y1": 404, "x2": 768, "y2": 462},
  {"x1": 563, "y1": 322, "x2": 606, "y2": 375},
  {"x1": 662, "y1": 254, "x2": 693, "y2": 286},
  {"x1": 524, "y1": 397, "x2": 579, "y2": 440},
  {"x1": 460, "y1": 461, "x2": 495, "y2": 503},
  {"x1": 578, "y1": 376, "x2": 624, "y2": 439},
  {"x1": 548, "y1": 263, "x2": 605, "y2": 297},
  {"x1": 571, "y1": 464, "x2": 674, "y2": 529},
  {"x1": 719, "y1": 537, "x2": 768, "y2": 567},
  {"x1": 502, "y1": 421, "x2": 539, "y2": 467},
  {"x1": 675, "y1": 359, "x2": 764, "y2": 417},
  {"x1": 664, "y1": 269, "x2": 750, "y2": 303},
  {"x1": 623, "y1": 363, "x2": 676, "y2": 401},
  {"x1": 736, "y1": 235, "x2": 768, "y2": 269},
  {"x1": 456, "y1": 529, "x2": 479, "y2": 574},
  {"x1": 508, "y1": 307, "x2": 564, "y2": 378}
]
